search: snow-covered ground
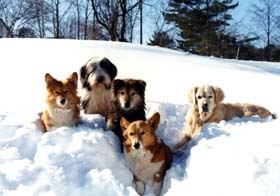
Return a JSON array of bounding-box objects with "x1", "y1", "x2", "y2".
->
[{"x1": 0, "y1": 39, "x2": 279, "y2": 196}]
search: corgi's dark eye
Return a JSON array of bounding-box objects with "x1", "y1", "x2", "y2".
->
[
  {"x1": 130, "y1": 132, "x2": 134, "y2": 136},
  {"x1": 119, "y1": 91, "x2": 125, "y2": 95},
  {"x1": 140, "y1": 131, "x2": 145, "y2": 135},
  {"x1": 130, "y1": 92, "x2": 136, "y2": 96},
  {"x1": 64, "y1": 90, "x2": 69, "y2": 94},
  {"x1": 208, "y1": 96, "x2": 213, "y2": 99},
  {"x1": 55, "y1": 91, "x2": 60, "y2": 95},
  {"x1": 197, "y1": 96, "x2": 202, "y2": 99}
]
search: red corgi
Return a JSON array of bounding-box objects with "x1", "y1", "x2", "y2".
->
[
  {"x1": 120, "y1": 112, "x2": 172, "y2": 196},
  {"x1": 41, "y1": 72, "x2": 80, "y2": 132}
]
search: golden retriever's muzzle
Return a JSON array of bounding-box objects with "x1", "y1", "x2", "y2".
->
[{"x1": 202, "y1": 103, "x2": 209, "y2": 112}]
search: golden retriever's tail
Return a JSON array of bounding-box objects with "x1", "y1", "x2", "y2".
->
[{"x1": 171, "y1": 135, "x2": 192, "y2": 154}]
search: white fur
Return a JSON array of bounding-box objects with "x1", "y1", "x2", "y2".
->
[
  {"x1": 153, "y1": 181, "x2": 163, "y2": 196},
  {"x1": 86, "y1": 58, "x2": 112, "y2": 88},
  {"x1": 47, "y1": 107, "x2": 75, "y2": 127},
  {"x1": 195, "y1": 86, "x2": 216, "y2": 121},
  {"x1": 135, "y1": 181, "x2": 145, "y2": 195},
  {"x1": 124, "y1": 148, "x2": 163, "y2": 195}
]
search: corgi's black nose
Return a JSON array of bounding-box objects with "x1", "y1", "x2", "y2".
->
[
  {"x1": 96, "y1": 76, "x2": 104, "y2": 83},
  {"x1": 202, "y1": 104, "x2": 208, "y2": 112},
  {"x1": 60, "y1": 98, "x2": 66, "y2": 105},
  {"x1": 133, "y1": 142, "x2": 140, "y2": 150}
]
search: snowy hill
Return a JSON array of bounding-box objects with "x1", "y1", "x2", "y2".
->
[{"x1": 0, "y1": 39, "x2": 279, "y2": 196}]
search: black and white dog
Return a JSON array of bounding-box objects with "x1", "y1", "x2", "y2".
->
[{"x1": 79, "y1": 57, "x2": 117, "y2": 118}]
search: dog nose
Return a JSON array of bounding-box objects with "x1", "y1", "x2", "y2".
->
[
  {"x1": 124, "y1": 101, "x2": 130, "y2": 109},
  {"x1": 96, "y1": 76, "x2": 104, "y2": 83},
  {"x1": 60, "y1": 98, "x2": 66, "y2": 105},
  {"x1": 133, "y1": 142, "x2": 140, "y2": 150},
  {"x1": 202, "y1": 103, "x2": 208, "y2": 112}
]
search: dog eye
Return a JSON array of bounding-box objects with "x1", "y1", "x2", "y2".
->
[
  {"x1": 64, "y1": 90, "x2": 69, "y2": 94},
  {"x1": 197, "y1": 96, "x2": 202, "y2": 99},
  {"x1": 55, "y1": 91, "x2": 60, "y2": 95},
  {"x1": 140, "y1": 131, "x2": 145, "y2": 135},
  {"x1": 119, "y1": 91, "x2": 125, "y2": 95},
  {"x1": 130, "y1": 92, "x2": 136, "y2": 96},
  {"x1": 129, "y1": 132, "x2": 134, "y2": 136},
  {"x1": 208, "y1": 96, "x2": 213, "y2": 99}
]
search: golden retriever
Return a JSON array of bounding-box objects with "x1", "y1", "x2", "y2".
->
[{"x1": 172, "y1": 85, "x2": 276, "y2": 152}]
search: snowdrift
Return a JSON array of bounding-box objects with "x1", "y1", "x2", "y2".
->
[{"x1": 0, "y1": 39, "x2": 279, "y2": 196}]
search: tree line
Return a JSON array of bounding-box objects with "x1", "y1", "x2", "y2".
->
[
  {"x1": 0, "y1": 0, "x2": 145, "y2": 41},
  {"x1": 1, "y1": 0, "x2": 280, "y2": 61}
]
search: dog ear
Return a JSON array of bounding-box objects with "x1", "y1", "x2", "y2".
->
[
  {"x1": 148, "y1": 112, "x2": 160, "y2": 131},
  {"x1": 45, "y1": 73, "x2": 56, "y2": 87},
  {"x1": 80, "y1": 65, "x2": 87, "y2": 83},
  {"x1": 100, "y1": 58, "x2": 117, "y2": 80},
  {"x1": 120, "y1": 117, "x2": 130, "y2": 131},
  {"x1": 112, "y1": 79, "x2": 124, "y2": 94},
  {"x1": 136, "y1": 80, "x2": 146, "y2": 95},
  {"x1": 213, "y1": 86, "x2": 225, "y2": 103},
  {"x1": 67, "y1": 72, "x2": 78, "y2": 87},
  {"x1": 188, "y1": 86, "x2": 198, "y2": 105}
]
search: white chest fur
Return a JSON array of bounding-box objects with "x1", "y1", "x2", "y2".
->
[
  {"x1": 48, "y1": 107, "x2": 75, "y2": 127},
  {"x1": 125, "y1": 149, "x2": 163, "y2": 183}
]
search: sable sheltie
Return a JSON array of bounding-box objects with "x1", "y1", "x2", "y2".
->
[
  {"x1": 120, "y1": 112, "x2": 172, "y2": 196},
  {"x1": 41, "y1": 72, "x2": 80, "y2": 132},
  {"x1": 79, "y1": 57, "x2": 117, "y2": 119},
  {"x1": 107, "y1": 79, "x2": 146, "y2": 148}
]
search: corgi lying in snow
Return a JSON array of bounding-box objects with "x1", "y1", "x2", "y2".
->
[
  {"x1": 120, "y1": 112, "x2": 172, "y2": 196},
  {"x1": 41, "y1": 72, "x2": 80, "y2": 132}
]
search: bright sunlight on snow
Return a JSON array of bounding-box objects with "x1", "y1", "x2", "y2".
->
[{"x1": 0, "y1": 39, "x2": 280, "y2": 196}]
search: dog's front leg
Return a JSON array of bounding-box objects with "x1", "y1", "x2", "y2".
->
[
  {"x1": 152, "y1": 179, "x2": 163, "y2": 196},
  {"x1": 134, "y1": 179, "x2": 145, "y2": 195}
]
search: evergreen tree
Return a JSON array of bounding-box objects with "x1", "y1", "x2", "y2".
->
[
  {"x1": 164, "y1": 0, "x2": 238, "y2": 56},
  {"x1": 148, "y1": 30, "x2": 176, "y2": 49}
]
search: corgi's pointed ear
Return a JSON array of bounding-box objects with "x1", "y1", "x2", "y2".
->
[
  {"x1": 120, "y1": 117, "x2": 130, "y2": 131},
  {"x1": 67, "y1": 72, "x2": 78, "y2": 87},
  {"x1": 213, "y1": 86, "x2": 224, "y2": 103},
  {"x1": 148, "y1": 112, "x2": 160, "y2": 130},
  {"x1": 188, "y1": 86, "x2": 198, "y2": 105},
  {"x1": 45, "y1": 73, "x2": 55, "y2": 86}
]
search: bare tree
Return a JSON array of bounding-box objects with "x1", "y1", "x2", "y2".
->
[
  {"x1": 251, "y1": 0, "x2": 280, "y2": 61},
  {"x1": 90, "y1": 0, "x2": 141, "y2": 41},
  {"x1": 47, "y1": 0, "x2": 73, "y2": 38},
  {"x1": 0, "y1": 0, "x2": 33, "y2": 36}
]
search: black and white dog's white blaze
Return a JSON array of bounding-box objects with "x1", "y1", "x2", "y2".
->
[{"x1": 79, "y1": 57, "x2": 117, "y2": 117}]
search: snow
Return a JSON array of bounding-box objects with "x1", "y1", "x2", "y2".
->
[{"x1": 0, "y1": 38, "x2": 280, "y2": 196}]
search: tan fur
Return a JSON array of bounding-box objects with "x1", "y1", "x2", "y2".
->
[
  {"x1": 81, "y1": 89, "x2": 113, "y2": 118},
  {"x1": 41, "y1": 72, "x2": 80, "y2": 132},
  {"x1": 173, "y1": 85, "x2": 275, "y2": 152},
  {"x1": 120, "y1": 113, "x2": 172, "y2": 196}
]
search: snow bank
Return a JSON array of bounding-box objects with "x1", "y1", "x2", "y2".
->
[{"x1": 0, "y1": 39, "x2": 279, "y2": 196}]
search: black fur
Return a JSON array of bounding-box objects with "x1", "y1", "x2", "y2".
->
[
  {"x1": 108, "y1": 79, "x2": 147, "y2": 151},
  {"x1": 79, "y1": 57, "x2": 117, "y2": 92},
  {"x1": 100, "y1": 58, "x2": 117, "y2": 81}
]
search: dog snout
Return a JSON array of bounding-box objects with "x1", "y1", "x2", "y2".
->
[
  {"x1": 124, "y1": 101, "x2": 130, "y2": 109},
  {"x1": 202, "y1": 103, "x2": 209, "y2": 112},
  {"x1": 133, "y1": 141, "x2": 140, "y2": 150},
  {"x1": 60, "y1": 98, "x2": 66, "y2": 105},
  {"x1": 96, "y1": 75, "x2": 104, "y2": 83}
]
